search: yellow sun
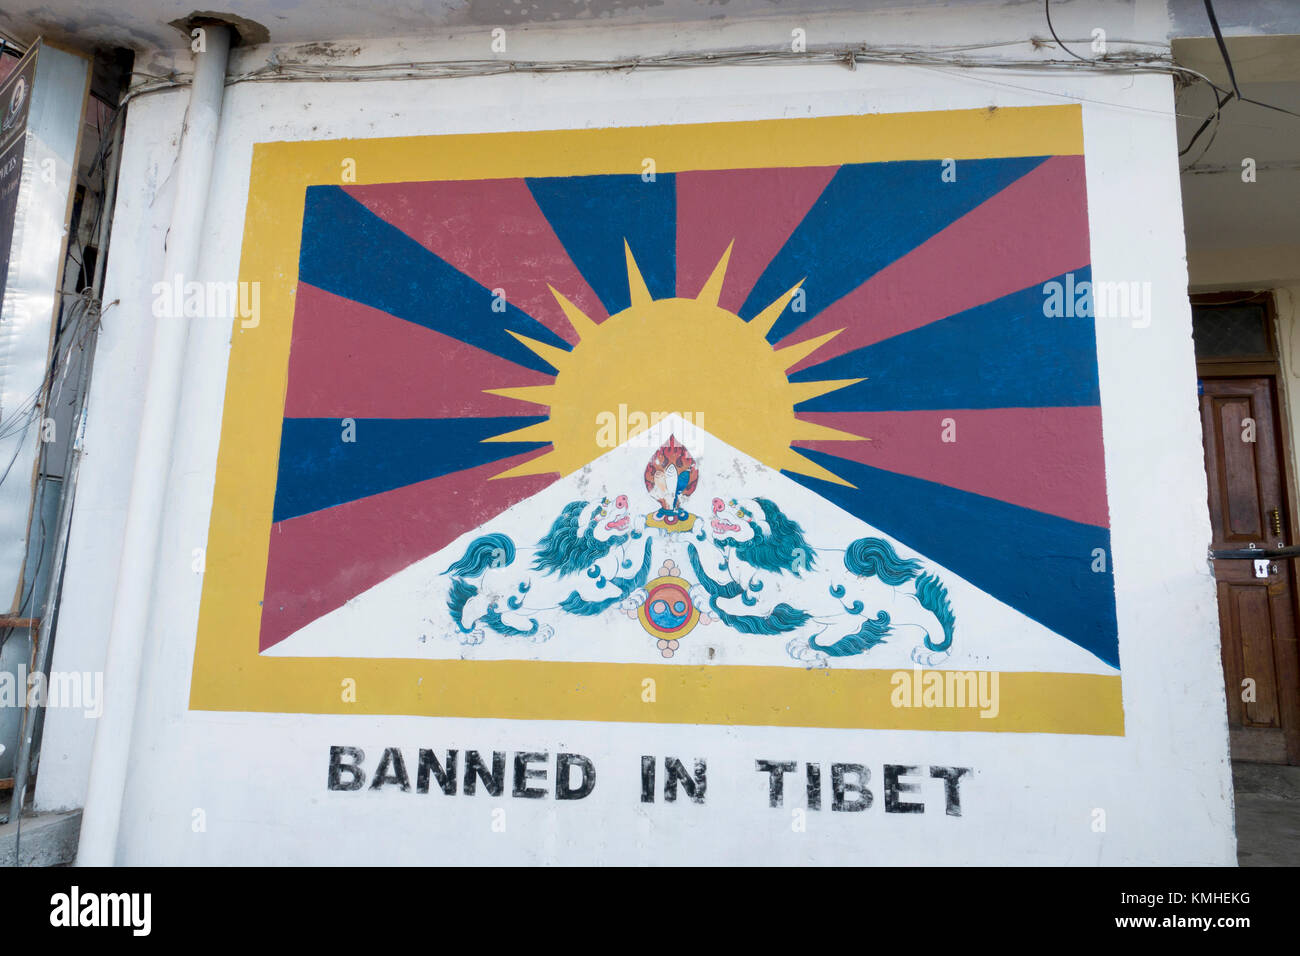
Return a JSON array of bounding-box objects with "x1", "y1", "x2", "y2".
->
[{"x1": 483, "y1": 241, "x2": 865, "y2": 486}]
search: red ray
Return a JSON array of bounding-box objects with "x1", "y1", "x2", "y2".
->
[
  {"x1": 258, "y1": 447, "x2": 559, "y2": 651},
  {"x1": 780, "y1": 156, "x2": 1090, "y2": 374},
  {"x1": 675, "y1": 166, "x2": 838, "y2": 311},
  {"x1": 345, "y1": 179, "x2": 607, "y2": 344},
  {"x1": 283, "y1": 283, "x2": 552, "y2": 419},
  {"x1": 794, "y1": 406, "x2": 1108, "y2": 527}
]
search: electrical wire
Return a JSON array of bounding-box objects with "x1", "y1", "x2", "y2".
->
[
  {"x1": 909, "y1": 60, "x2": 1222, "y2": 123},
  {"x1": 1203, "y1": 0, "x2": 1300, "y2": 120},
  {"x1": 0, "y1": 104, "x2": 123, "y2": 454},
  {"x1": 1044, "y1": 0, "x2": 1091, "y2": 63},
  {"x1": 3, "y1": 68, "x2": 118, "y2": 847},
  {"x1": 111, "y1": 26, "x2": 1281, "y2": 174},
  {"x1": 0, "y1": 104, "x2": 120, "y2": 663},
  {"x1": 1179, "y1": 86, "x2": 1231, "y2": 160},
  {"x1": 1175, "y1": 0, "x2": 1300, "y2": 165},
  {"x1": 111, "y1": 40, "x2": 1246, "y2": 177},
  {"x1": 115, "y1": 41, "x2": 1227, "y2": 107},
  {"x1": 0, "y1": 293, "x2": 104, "y2": 648}
]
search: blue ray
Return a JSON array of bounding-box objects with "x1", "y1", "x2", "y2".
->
[
  {"x1": 298, "y1": 186, "x2": 570, "y2": 375},
  {"x1": 527, "y1": 173, "x2": 676, "y2": 314},
  {"x1": 743, "y1": 156, "x2": 1049, "y2": 343},
  {"x1": 792, "y1": 268, "x2": 1099, "y2": 411},
  {"x1": 785, "y1": 449, "x2": 1118, "y2": 668},
  {"x1": 273, "y1": 416, "x2": 548, "y2": 522}
]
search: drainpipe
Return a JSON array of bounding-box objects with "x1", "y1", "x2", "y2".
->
[{"x1": 76, "y1": 22, "x2": 233, "y2": 866}]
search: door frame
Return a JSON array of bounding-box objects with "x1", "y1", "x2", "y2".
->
[
  {"x1": 1194, "y1": 289, "x2": 1300, "y2": 763},
  {"x1": 1194, "y1": 291, "x2": 1298, "y2": 552}
]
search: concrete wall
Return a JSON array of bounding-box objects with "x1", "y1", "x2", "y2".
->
[
  {"x1": 36, "y1": 3, "x2": 1238, "y2": 864},
  {"x1": 1267, "y1": 287, "x2": 1300, "y2": 513}
]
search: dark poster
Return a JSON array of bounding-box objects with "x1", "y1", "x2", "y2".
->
[{"x1": 0, "y1": 45, "x2": 37, "y2": 309}]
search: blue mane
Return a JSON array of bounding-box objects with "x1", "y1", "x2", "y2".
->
[
  {"x1": 686, "y1": 543, "x2": 810, "y2": 634},
  {"x1": 717, "y1": 498, "x2": 816, "y2": 575},
  {"x1": 810, "y1": 611, "x2": 891, "y2": 656},
  {"x1": 445, "y1": 577, "x2": 478, "y2": 633},
  {"x1": 843, "y1": 537, "x2": 920, "y2": 585},
  {"x1": 557, "y1": 537, "x2": 655, "y2": 616},
  {"x1": 915, "y1": 572, "x2": 955, "y2": 652},
  {"x1": 443, "y1": 533, "x2": 516, "y2": 577},
  {"x1": 532, "y1": 501, "x2": 628, "y2": 577},
  {"x1": 481, "y1": 604, "x2": 539, "y2": 637}
]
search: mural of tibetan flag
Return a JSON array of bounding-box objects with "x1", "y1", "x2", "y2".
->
[{"x1": 192, "y1": 106, "x2": 1122, "y2": 736}]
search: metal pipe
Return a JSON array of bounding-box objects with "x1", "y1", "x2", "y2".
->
[
  {"x1": 8, "y1": 98, "x2": 127, "y2": 862},
  {"x1": 76, "y1": 23, "x2": 232, "y2": 866},
  {"x1": 1210, "y1": 546, "x2": 1300, "y2": 560}
]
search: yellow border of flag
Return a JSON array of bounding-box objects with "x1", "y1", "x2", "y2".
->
[{"x1": 189, "y1": 104, "x2": 1123, "y2": 737}]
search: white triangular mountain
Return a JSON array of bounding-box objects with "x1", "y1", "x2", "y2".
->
[{"x1": 268, "y1": 415, "x2": 1116, "y2": 675}]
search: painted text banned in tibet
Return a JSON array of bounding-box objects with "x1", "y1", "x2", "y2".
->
[{"x1": 327, "y1": 747, "x2": 972, "y2": 814}]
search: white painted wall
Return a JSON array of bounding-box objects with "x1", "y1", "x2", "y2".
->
[{"x1": 37, "y1": 3, "x2": 1237, "y2": 864}]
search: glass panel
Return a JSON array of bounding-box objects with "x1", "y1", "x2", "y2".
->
[{"x1": 1192, "y1": 303, "x2": 1270, "y2": 358}]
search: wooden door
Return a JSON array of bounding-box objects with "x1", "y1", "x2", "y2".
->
[{"x1": 1200, "y1": 376, "x2": 1300, "y2": 764}]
